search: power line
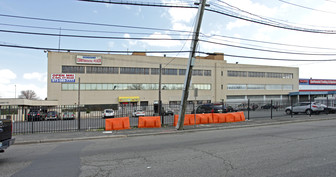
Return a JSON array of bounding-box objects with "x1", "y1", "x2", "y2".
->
[
  {"x1": 3, "y1": 21, "x2": 336, "y2": 53},
  {"x1": 0, "y1": 23, "x2": 190, "y2": 36},
  {"x1": 199, "y1": 39, "x2": 336, "y2": 56},
  {"x1": 202, "y1": 33, "x2": 336, "y2": 51},
  {"x1": 3, "y1": 28, "x2": 336, "y2": 56},
  {"x1": 2, "y1": 43, "x2": 336, "y2": 62},
  {"x1": 79, "y1": 0, "x2": 196, "y2": 8},
  {"x1": 278, "y1": 0, "x2": 336, "y2": 15},
  {"x1": 0, "y1": 13, "x2": 192, "y2": 33},
  {"x1": 76, "y1": 0, "x2": 336, "y2": 34},
  {"x1": 212, "y1": 0, "x2": 336, "y2": 29},
  {"x1": 0, "y1": 29, "x2": 190, "y2": 41},
  {"x1": 0, "y1": 43, "x2": 191, "y2": 54}
]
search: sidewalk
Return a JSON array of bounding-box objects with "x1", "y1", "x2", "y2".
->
[{"x1": 13, "y1": 115, "x2": 336, "y2": 145}]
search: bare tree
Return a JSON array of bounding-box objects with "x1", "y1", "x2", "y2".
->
[{"x1": 18, "y1": 90, "x2": 39, "y2": 100}]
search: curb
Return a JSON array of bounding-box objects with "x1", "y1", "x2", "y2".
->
[{"x1": 14, "y1": 117, "x2": 336, "y2": 145}]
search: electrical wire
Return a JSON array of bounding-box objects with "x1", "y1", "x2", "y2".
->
[
  {"x1": 2, "y1": 43, "x2": 336, "y2": 62},
  {"x1": 0, "y1": 13, "x2": 193, "y2": 34},
  {"x1": 0, "y1": 29, "x2": 190, "y2": 41},
  {"x1": 0, "y1": 23, "x2": 190, "y2": 36},
  {"x1": 278, "y1": 0, "x2": 336, "y2": 15}
]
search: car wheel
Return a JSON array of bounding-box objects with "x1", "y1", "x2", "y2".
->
[
  {"x1": 305, "y1": 109, "x2": 312, "y2": 115},
  {"x1": 285, "y1": 109, "x2": 292, "y2": 115}
]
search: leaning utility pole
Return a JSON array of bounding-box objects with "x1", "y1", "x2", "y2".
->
[{"x1": 176, "y1": 0, "x2": 207, "y2": 130}]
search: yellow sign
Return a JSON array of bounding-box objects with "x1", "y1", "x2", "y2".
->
[{"x1": 118, "y1": 96, "x2": 140, "y2": 102}]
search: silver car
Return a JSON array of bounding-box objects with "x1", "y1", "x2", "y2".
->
[{"x1": 285, "y1": 102, "x2": 324, "y2": 115}]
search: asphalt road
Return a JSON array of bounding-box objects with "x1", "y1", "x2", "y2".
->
[{"x1": 2, "y1": 118, "x2": 336, "y2": 177}]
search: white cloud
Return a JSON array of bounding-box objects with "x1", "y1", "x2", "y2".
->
[
  {"x1": 23, "y1": 72, "x2": 47, "y2": 82},
  {"x1": 168, "y1": 8, "x2": 196, "y2": 23},
  {"x1": 142, "y1": 32, "x2": 181, "y2": 47},
  {"x1": 0, "y1": 69, "x2": 16, "y2": 84},
  {"x1": 172, "y1": 23, "x2": 192, "y2": 32},
  {"x1": 224, "y1": 0, "x2": 277, "y2": 30},
  {"x1": 226, "y1": 20, "x2": 250, "y2": 30}
]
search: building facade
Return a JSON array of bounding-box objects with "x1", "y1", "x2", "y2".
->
[
  {"x1": 47, "y1": 52, "x2": 299, "y2": 106},
  {"x1": 290, "y1": 79, "x2": 336, "y2": 104}
]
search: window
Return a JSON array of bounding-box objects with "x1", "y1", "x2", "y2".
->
[
  {"x1": 248, "y1": 72, "x2": 265, "y2": 78},
  {"x1": 227, "y1": 71, "x2": 247, "y2": 77},
  {"x1": 227, "y1": 84, "x2": 246, "y2": 90},
  {"x1": 62, "y1": 66, "x2": 85, "y2": 73},
  {"x1": 179, "y1": 69, "x2": 186, "y2": 75},
  {"x1": 283, "y1": 73, "x2": 293, "y2": 79},
  {"x1": 227, "y1": 95, "x2": 245, "y2": 100},
  {"x1": 86, "y1": 66, "x2": 118, "y2": 74},
  {"x1": 204, "y1": 70, "x2": 211, "y2": 76},
  {"x1": 265, "y1": 85, "x2": 282, "y2": 90},
  {"x1": 192, "y1": 69, "x2": 203, "y2": 76},
  {"x1": 247, "y1": 95, "x2": 264, "y2": 100},
  {"x1": 267, "y1": 72, "x2": 282, "y2": 78},
  {"x1": 151, "y1": 68, "x2": 159, "y2": 75},
  {"x1": 247, "y1": 84, "x2": 265, "y2": 90},
  {"x1": 283, "y1": 84, "x2": 293, "y2": 90},
  {"x1": 120, "y1": 67, "x2": 149, "y2": 74},
  {"x1": 193, "y1": 84, "x2": 211, "y2": 90},
  {"x1": 162, "y1": 68, "x2": 178, "y2": 75}
]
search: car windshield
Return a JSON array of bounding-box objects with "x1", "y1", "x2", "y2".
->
[
  {"x1": 105, "y1": 110, "x2": 113, "y2": 113},
  {"x1": 48, "y1": 111, "x2": 56, "y2": 115}
]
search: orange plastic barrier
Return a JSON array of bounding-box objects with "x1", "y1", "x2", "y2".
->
[
  {"x1": 173, "y1": 114, "x2": 196, "y2": 126},
  {"x1": 105, "y1": 117, "x2": 130, "y2": 131},
  {"x1": 198, "y1": 113, "x2": 213, "y2": 124},
  {"x1": 225, "y1": 113, "x2": 236, "y2": 123},
  {"x1": 213, "y1": 113, "x2": 227, "y2": 124},
  {"x1": 174, "y1": 112, "x2": 246, "y2": 126},
  {"x1": 138, "y1": 116, "x2": 161, "y2": 128},
  {"x1": 235, "y1": 111, "x2": 246, "y2": 122}
]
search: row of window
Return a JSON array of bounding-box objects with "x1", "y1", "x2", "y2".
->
[
  {"x1": 227, "y1": 70, "x2": 293, "y2": 79},
  {"x1": 227, "y1": 95, "x2": 285, "y2": 100},
  {"x1": 62, "y1": 66, "x2": 212, "y2": 76},
  {"x1": 227, "y1": 84, "x2": 293, "y2": 90},
  {"x1": 62, "y1": 83, "x2": 211, "y2": 91}
]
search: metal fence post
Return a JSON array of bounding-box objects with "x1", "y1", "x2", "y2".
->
[
  {"x1": 271, "y1": 100, "x2": 273, "y2": 119},
  {"x1": 290, "y1": 98, "x2": 293, "y2": 118},
  {"x1": 248, "y1": 99, "x2": 250, "y2": 120},
  {"x1": 309, "y1": 95, "x2": 312, "y2": 117}
]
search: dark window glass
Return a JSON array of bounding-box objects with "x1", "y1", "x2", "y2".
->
[{"x1": 62, "y1": 66, "x2": 85, "y2": 73}]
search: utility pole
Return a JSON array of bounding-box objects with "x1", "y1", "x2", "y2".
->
[{"x1": 176, "y1": 0, "x2": 208, "y2": 130}]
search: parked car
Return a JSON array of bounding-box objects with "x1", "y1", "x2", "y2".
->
[
  {"x1": 27, "y1": 110, "x2": 46, "y2": 121},
  {"x1": 46, "y1": 111, "x2": 61, "y2": 120},
  {"x1": 163, "y1": 109, "x2": 174, "y2": 116},
  {"x1": 132, "y1": 109, "x2": 145, "y2": 117},
  {"x1": 320, "y1": 104, "x2": 336, "y2": 114},
  {"x1": 285, "y1": 102, "x2": 324, "y2": 115},
  {"x1": 261, "y1": 103, "x2": 278, "y2": 109},
  {"x1": 0, "y1": 119, "x2": 15, "y2": 153},
  {"x1": 62, "y1": 112, "x2": 76, "y2": 120},
  {"x1": 102, "y1": 109, "x2": 115, "y2": 119},
  {"x1": 192, "y1": 103, "x2": 228, "y2": 114},
  {"x1": 226, "y1": 105, "x2": 238, "y2": 112}
]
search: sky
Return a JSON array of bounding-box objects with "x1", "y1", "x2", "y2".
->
[{"x1": 1, "y1": 0, "x2": 336, "y2": 99}]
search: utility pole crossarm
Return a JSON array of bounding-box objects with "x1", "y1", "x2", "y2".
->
[{"x1": 176, "y1": 0, "x2": 208, "y2": 130}]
